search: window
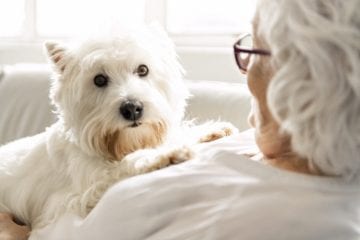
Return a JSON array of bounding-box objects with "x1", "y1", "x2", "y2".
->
[
  {"x1": 0, "y1": 0, "x2": 26, "y2": 37},
  {"x1": 0, "y1": 0, "x2": 255, "y2": 46},
  {"x1": 0, "y1": 0, "x2": 253, "y2": 82},
  {"x1": 36, "y1": 0, "x2": 145, "y2": 37},
  {"x1": 166, "y1": 0, "x2": 256, "y2": 34}
]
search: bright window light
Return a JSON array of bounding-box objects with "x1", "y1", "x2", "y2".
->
[
  {"x1": 0, "y1": 0, "x2": 256, "y2": 41},
  {"x1": 0, "y1": 0, "x2": 25, "y2": 37},
  {"x1": 166, "y1": 0, "x2": 256, "y2": 34},
  {"x1": 36, "y1": 0, "x2": 145, "y2": 37}
]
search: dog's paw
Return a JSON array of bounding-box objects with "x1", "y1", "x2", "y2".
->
[
  {"x1": 148, "y1": 146, "x2": 194, "y2": 171},
  {"x1": 198, "y1": 122, "x2": 238, "y2": 143},
  {"x1": 129, "y1": 146, "x2": 194, "y2": 174},
  {"x1": 162, "y1": 146, "x2": 194, "y2": 164}
]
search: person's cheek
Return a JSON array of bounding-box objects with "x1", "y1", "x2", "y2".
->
[
  {"x1": 248, "y1": 98, "x2": 256, "y2": 128},
  {"x1": 246, "y1": 55, "x2": 257, "y2": 95}
]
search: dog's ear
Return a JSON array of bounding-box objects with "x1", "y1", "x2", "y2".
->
[{"x1": 44, "y1": 41, "x2": 68, "y2": 73}]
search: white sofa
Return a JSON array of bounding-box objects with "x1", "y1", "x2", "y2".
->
[{"x1": 0, "y1": 63, "x2": 251, "y2": 145}]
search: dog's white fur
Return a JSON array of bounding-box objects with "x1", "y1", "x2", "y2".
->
[{"x1": 0, "y1": 25, "x2": 235, "y2": 232}]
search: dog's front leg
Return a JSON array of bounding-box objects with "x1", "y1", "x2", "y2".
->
[
  {"x1": 183, "y1": 121, "x2": 238, "y2": 144},
  {"x1": 122, "y1": 146, "x2": 194, "y2": 176}
]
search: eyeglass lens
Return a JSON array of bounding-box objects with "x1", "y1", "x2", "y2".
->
[{"x1": 237, "y1": 35, "x2": 252, "y2": 72}]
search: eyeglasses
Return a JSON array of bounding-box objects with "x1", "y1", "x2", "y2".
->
[{"x1": 233, "y1": 34, "x2": 271, "y2": 73}]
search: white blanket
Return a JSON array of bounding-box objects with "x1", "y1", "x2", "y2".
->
[{"x1": 31, "y1": 130, "x2": 360, "y2": 240}]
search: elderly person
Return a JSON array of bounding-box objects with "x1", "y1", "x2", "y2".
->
[
  {"x1": 244, "y1": 0, "x2": 360, "y2": 178},
  {"x1": 1, "y1": 0, "x2": 360, "y2": 239}
]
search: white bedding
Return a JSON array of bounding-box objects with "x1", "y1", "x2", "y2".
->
[{"x1": 31, "y1": 130, "x2": 360, "y2": 240}]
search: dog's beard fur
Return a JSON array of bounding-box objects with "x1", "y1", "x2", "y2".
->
[{"x1": 86, "y1": 120, "x2": 168, "y2": 161}]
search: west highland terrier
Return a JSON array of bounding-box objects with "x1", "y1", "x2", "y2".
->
[{"x1": 0, "y1": 25, "x2": 236, "y2": 234}]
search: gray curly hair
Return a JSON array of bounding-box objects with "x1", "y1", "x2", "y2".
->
[{"x1": 256, "y1": 0, "x2": 360, "y2": 178}]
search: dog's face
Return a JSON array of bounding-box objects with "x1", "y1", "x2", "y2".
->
[{"x1": 45, "y1": 26, "x2": 189, "y2": 161}]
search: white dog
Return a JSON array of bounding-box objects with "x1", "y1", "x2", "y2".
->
[{"x1": 0, "y1": 26, "x2": 235, "y2": 233}]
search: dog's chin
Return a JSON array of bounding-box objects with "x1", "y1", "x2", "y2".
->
[
  {"x1": 92, "y1": 120, "x2": 168, "y2": 161},
  {"x1": 128, "y1": 121, "x2": 142, "y2": 128}
]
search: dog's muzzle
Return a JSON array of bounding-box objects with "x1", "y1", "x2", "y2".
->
[{"x1": 120, "y1": 99, "x2": 144, "y2": 126}]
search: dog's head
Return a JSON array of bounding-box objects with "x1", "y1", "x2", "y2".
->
[{"x1": 45, "y1": 26, "x2": 189, "y2": 161}]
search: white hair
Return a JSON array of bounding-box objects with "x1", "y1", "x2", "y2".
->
[{"x1": 257, "y1": 0, "x2": 360, "y2": 178}]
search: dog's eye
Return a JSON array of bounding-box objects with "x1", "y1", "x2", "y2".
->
[
  {"x1": 94, "y1": 74, "x2": 108, "y2": 88},
  {"x1": 136, "y1": 64, "x2": 149, "y2": 77}
]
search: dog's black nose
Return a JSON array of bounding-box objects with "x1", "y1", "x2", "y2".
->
[{"x1": 120, "y1": 100, "x2": 144, "y2": 121}]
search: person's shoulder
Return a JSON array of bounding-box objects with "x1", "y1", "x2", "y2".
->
[{"x1": 88, "y1": 129, "x2": 360, "y2": 240}]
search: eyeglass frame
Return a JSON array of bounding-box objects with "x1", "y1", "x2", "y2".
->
[{"x1": 233, "y1": 33, "x2": 271, "y2": 73}]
